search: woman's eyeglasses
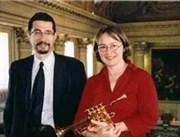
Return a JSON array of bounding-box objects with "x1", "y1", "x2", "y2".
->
[{"x1": 98, "y1": 44, "x2": 122, "y2": 52}]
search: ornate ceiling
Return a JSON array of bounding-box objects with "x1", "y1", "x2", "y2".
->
[
  {"x1": 65, "y1": 1, "x2": 180, "y2": 23},
  {"x1": 103, "y1": 1, "x2": 180, "y2": 23}
]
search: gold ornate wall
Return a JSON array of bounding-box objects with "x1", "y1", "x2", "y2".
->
[
  {"x1": 0, "y1": 0, "x2": 115, "y2": 74},
  {"x1": 1, "y1": 1, "x2": 180, "y2": 74},
  {"x1": 118, "y1": 21, "x2": 180, "y2": 73}
]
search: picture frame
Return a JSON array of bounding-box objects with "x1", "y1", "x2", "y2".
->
[{"x1": 151, "y1": 49, "x2": 180, "y2": 101}]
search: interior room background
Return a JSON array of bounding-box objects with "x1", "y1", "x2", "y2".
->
[{"x1": 0, "y1": 1, "x2": 180, "y2": 136}]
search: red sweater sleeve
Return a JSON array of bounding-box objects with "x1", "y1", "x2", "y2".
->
[{"x1": 124, "y1": 72, "x2": 159, "y2": 137}]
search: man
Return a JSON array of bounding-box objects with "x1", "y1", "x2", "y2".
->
[{"x1": 3, "y1": 12, "x2": 87, "y2": 137}]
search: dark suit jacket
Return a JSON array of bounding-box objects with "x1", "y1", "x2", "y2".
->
[{"x1": 3, "y1": 52, "x2": 87, "y2": 137}]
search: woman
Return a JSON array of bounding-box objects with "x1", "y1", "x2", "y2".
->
[{"x1": 74, "y1": 25, "x2": 158, "y2": 137}]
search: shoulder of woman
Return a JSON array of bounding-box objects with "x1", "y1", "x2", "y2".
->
[{"x1": 128, "y1": 62, "x2": 152, "y2": 78}]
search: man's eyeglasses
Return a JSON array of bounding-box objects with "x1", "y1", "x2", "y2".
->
[
  {"x1": 30, "y1": 29, "x2": 54, "y2": 36},
  {"x1": 98, "y1": 44, "x2": 122, "y2": 52}
]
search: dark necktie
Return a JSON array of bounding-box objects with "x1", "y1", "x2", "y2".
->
[{"x1": 31, "y1": 62, "x2": 45, "y2": 126}]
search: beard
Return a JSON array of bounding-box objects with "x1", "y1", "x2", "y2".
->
[
  {"x1": 36, "y1": 41, "x2": 50, "y2": 54},
  {"x1": 37, "y1": 50, "x2": 49, "y2": 54}
]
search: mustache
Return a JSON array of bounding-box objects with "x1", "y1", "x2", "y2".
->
[{"x1": 36, "y1": 41, "x2": 50, "y2": 47}]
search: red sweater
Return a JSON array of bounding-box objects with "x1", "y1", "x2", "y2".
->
[{"x1": 74, "y1": 63, "x2": 158, "y2": 137}]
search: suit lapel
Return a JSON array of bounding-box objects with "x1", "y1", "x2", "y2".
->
[
  {"x1": 53, "y1": 54, "x2": 68, "y2": 111},
  {"x1": 25, "y1": 56, "x2": 34, "y2": 110}
]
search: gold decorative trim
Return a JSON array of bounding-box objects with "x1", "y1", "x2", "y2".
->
[
  {"x1": 118, "y1": 21, "x2": 180, "y2": 31},
  {"x1": 133, "y1": 41, "x2": 152, "y2": 51},
  {"x1": 37, "y1": 1, "x2": 115, "y2": 25}
]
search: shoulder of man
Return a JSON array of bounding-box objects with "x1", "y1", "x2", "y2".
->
[
  {"x1": 54, "y1": 52, "x2": 84, "y2": 66},
  {"x1": 10, "y1": 55, "x2": 33, "y2": 69}
]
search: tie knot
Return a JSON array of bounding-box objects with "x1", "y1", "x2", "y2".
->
[{"x1": 39, "y1": 62, "x2": 44, "y2": 68}]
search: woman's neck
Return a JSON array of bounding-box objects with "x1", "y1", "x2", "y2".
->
[
  {"x1": 108, "y1": 61, "x2": 128, "y2": 91},
  {"x1": 108, "y1": 61, "x2": 128, "y2": 77}
]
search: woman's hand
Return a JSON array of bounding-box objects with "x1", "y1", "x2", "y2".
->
[
  {"x1": 114, "y1": 121, "x2": 128, "y2": 133},
  {"x1": 81, "y1": 120, "x2": 122, "y2": 137}
]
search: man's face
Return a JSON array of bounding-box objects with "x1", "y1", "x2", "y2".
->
[{"x1": 28, "y1": 20, "x2": 57, "y2": 54}]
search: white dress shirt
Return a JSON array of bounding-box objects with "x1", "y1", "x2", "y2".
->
[{"x1": 32, "y1": 51, "x2": 55, "y2": 127}]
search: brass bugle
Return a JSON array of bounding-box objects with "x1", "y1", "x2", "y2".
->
[
  {"x1": 55, "y1": 94, "x2": 127, "y2": 137},
  {"x1": 55, "y1": 116, "x2": 90, "y2": 137}
]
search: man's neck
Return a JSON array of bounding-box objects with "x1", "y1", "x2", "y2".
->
[{"x1": 35, "y1": 51, "x2": 52, "y2": 61}]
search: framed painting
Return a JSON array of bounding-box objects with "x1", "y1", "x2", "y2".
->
[{"x1": 152, "y1": 49, "x2": 180, "y2": 101}]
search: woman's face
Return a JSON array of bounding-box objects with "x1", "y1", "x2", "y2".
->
[{"x1": 97, "y1": 32, "x2": 124, "y2": 67}]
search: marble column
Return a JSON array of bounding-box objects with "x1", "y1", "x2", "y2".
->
[
  {"x1": 133, "y1": 41, "x2": 150, "y2": 69},
  {"x1": 16, "y1": 28, "x2": 32, "y2": 59},
  {"x1": 54, "y1": 33, "x2": 66, "y2": 55},
  {"x1": 78, "y1": 38, "x2": 89, "y2": 72}
]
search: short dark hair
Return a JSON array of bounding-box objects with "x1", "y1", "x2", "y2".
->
[
  {"x1": 94, "y1": 25, "x2": 131, "y2": 63},
  {"x1": 28, "y1": 12, "x2": 56, "y2": 33}
]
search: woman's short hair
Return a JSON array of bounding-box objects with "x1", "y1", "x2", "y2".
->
[{"x1": 94, "y1": 25, "x2": 131, "y2": 63}]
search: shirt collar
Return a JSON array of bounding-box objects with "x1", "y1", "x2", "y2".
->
[
  {"x1": 33, "y1": 51, "x2": 55, "y2": 71},
  {"x1": 101, "y1": 61, "x2": 137, "y2": 76}
]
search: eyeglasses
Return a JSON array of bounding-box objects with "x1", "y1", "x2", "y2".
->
[
  {"x1": 30, "y1": 29, "x2": 54, "y2": 36},
  {"x1": 98, "y1": 44, "x2": 122, "y2": 52}
]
